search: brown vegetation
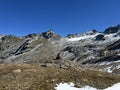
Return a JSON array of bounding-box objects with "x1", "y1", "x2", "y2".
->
[{"x1": 0, "y1": 64, "x2": 119, "y2": 90}]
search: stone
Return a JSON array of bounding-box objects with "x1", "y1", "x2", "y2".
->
[{"x1": 13, "y1": 69, "x2": 22, "y2": 73}]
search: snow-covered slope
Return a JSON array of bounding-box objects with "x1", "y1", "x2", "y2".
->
[
  {"x1": 67, "y1": 33, "x2": 100, "y2": 41},
  {"x1": 67, "y1": 31, "x2": 120, "y2": 42}
]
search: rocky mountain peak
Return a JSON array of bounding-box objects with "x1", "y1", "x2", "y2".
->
[
  {"x1": 104, "y1": 24, "x2": 120, "y2": 34},
  {"x1": 41, "y1": 30, "x2": 61, "y2": 40}
]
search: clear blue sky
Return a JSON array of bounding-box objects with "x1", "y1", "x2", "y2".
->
[{"x1": 0, "y1": 0, "x2": 120, "y2": 36}]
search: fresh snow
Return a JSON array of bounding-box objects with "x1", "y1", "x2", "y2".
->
[
  {"x1": 67, "y1": 34, "x2": 99, "y2": 41},
  {"x1": 105, "y1": 33, "x2": 116, "y2": 38},
  {"x1": 104, "y1": 83, "x2": 120, "y2": 90},
  {"x1": 67, "y1": 32, "x2": 120, "y2": 42},
  {"x1": 55, "y1": 82, "x2": 120, "y2": 90},
  {"x1": 55, "y1": 83, "x2": 96, "y2": 90},
  {"x1": 105, "y1": 33, "x2": 120, "y2": 41}
]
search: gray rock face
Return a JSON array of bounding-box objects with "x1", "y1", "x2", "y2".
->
[
  {"x1": 56, "y1": 51, "x2": 75, "y2": 60},
  {"x1": 0, "y1": 35, "x2": 24, "y2": 58}
]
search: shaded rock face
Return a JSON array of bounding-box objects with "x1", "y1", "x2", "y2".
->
[
  {"x1": 24, "y1": 33, "x2": 37, "y2": 38},
  {"x1": 12, "y1": 39, "x2": 30, "y2": 55},
  {"x1": 104, "y1": 25, "x2": 120, "y2": 34},
  {"x1": 95, "y1": 34, "x2": 105, "y2": 41},
  {"x1": 107, "y1": 39, "x2": 120, "y2": 50},
  {"x1": 83, "y1": 55, "x2": 120, "y2": 64}
]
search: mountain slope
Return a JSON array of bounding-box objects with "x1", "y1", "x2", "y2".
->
[{"x1": 0, "y1": 25, "x2": 120, "y2": 74}]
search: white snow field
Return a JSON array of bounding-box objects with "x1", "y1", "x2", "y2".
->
[
  {"x1": 55, "y1": 82, "x2": 120, "y2": 90},
  {"x1": 67, "y1": 34, "x2": 98, "y2": 41}
]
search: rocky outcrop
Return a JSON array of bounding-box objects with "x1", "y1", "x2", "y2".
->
[
  {"x1": 56, "y1": 51, "x2": 75, "y2": 60},
  {"x1": 107, "y1": 39, "x2": 120, "y2": 50},
  {"x1": 13, "y1": 39, "x2": 30, "y2": 55},
  {"x1": 95, "y1": 34, "x2": 105, "y2": 41},
  {"x1": 0, "y1": 35, "x2": 23, "y2": 58},
  {"x1": 83, "y1": 55, "x2": 120, "y2": 64}
]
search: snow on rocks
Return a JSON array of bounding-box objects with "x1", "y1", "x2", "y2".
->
[{"x1": 106, "y1": 67, "x2": 113, "y2": 73}]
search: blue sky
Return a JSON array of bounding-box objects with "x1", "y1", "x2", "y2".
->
[{"x1": 0, "y1": 0, "x2": 120, "y2": 36}]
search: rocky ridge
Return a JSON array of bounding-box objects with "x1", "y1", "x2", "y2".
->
[{"x1": 0, "y1": 25, "x2": 120, "y2": 74}]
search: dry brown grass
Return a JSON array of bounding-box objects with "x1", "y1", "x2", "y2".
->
[{"x1": 0, "y1": 64, "x2": 119, "y2": 90}]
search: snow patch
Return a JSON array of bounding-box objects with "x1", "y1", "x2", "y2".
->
[
  {"x1": 55, "y1": 82, "x2": 120, "y2": 90},
  {"x1": 117, "y1": 54, "x2": 120, "y2": 56},
  {"x1": 105, "y1": 33, "x2": 116, "y2": 38},
  {"x1": 104, "y1": 83, "x2": 120, "y2": 90},
  {"x1": 55, "y1": 83, "x2": 96, "y2": 90},
  {"x1": 67, "y1": 33, "x2": 99, "y2": 41}
]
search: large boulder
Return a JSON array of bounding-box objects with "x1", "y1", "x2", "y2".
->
[{"x1": 56, "y1": 51, "x2": 75, "y2": 60}]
